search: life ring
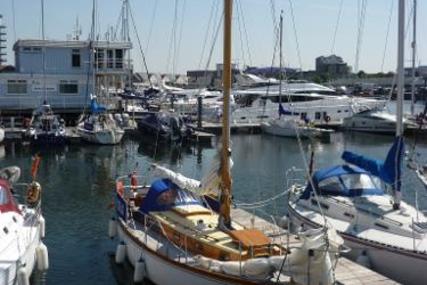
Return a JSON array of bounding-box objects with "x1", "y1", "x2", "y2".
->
[
  {"x1": 26, "y1": 182, "x2": 42, "y2": 206},
  {"x1": 324, "y1": 115, "x2": 331, "y2": 122}
]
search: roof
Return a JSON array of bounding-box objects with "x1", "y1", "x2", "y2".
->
[{"x1": 13, "y1": 39, "x2": 132, "y2": 50}]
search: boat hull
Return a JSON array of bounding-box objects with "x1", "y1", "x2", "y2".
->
[
  {"x1": 77, "y1": 127, "x2": 124, "y2": 145},
  {"x1": 116, "y1": 220, "x2": 263, "y2": 285},
  {"x1": 30, "y1": 133, "x2": 67, "y2": 146},
  {"x1": 1, "y1": 214, "x2": 44, "y2": 285},
  {"x1": 287, "y1": 203, "x2": 427, "y2": 285}
]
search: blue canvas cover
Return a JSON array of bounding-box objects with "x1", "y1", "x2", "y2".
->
[
  {"x1": 301, "y1": 165, "x2": 383, "y2": 199},
  {"x1": 342, "y1": 136, "x2": 404, "y2": 191},
  {"x1": 90, "y1": 98, "x2": 106, "y2": 113},
  {"x1": 140, "y1": 178, "x2": 202, "y2": 213}
]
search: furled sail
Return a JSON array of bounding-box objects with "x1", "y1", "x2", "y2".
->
[{"x1": 151, "y1": 164, "x2": 201, "y2": 193}]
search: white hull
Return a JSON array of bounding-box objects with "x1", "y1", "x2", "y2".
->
[
  {"x1": 288, "y1": 204, "x2": 427, "y2": 285},
  {"x1": 231, "y1": 96, "x2": 385, "y2": 125},
  {"x1": 116, "y1": 221, "x2": 263, "y2": 285},
  {"x1": 77, "y1": 127, "x2": 124, "y2": 145},
  {"x1": 0, "y1": 128, "x2": 4, "y2": 143},
  {"x1": 0, "y1": 212, "x2": 45, "y2": 285},
  {"x1": 261, "y1": 121, "x2": 329, "y2": 138}
]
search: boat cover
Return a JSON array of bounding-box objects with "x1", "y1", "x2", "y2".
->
[
  {"x1": 300, "y1": 165, "x2": 383, "y2": 199},
  {"x1": 140, "y1": 178, "x2": 202, "y2": 213},
  {"x1": 90, "y1": 99, "x2": 106, "y2": 113},
  {"x1": 342, "y1": 136, "x2": 404, "y2": 191}
]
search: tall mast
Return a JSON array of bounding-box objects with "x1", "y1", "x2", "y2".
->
[
  {"x1": 394, "y1": 0, "x2": 405, "y2": 209},
  {"x1": 219, "y1": 0, "x2": 233, "y2": 229},
  {"x1": 41, "y1": 0, "x2": 46, "y2": 103},
  {"x1": 410, "y1": 0, "x2": 417, "y2": 116},
  {"x1": 279, "y1": 11, "x2": 283, "y2": 105}
]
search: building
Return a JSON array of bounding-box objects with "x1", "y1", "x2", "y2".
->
[
  {"x1": 0, "y1": 15, "x2": 6, "y2": 64},
  {"x1": 0, "y1": 39, "x2": 132, "y2": 113},
  {"x1": 187, "y1": 63, "x2": 240, "y2": 88},
  {"x1": 315, "y1": 55, "x2": 349, "y2": 77}
]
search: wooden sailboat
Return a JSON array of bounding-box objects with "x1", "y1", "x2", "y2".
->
[{"x1": 111, "y1": 2, "x2": 342, "y2": 285}]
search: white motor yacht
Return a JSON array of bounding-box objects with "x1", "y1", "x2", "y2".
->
[
  {"x1": 232, "y1": 84, "x2": 386, "y2": 126},
  {"x1": 342, "y1": 110, "x2": 414, "y2": 134}
]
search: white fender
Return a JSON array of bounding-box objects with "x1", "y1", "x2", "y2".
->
[
  {"x1": 115, "y1": 241, "x2": 126, "y2": 264},
  {"x1": 39, "y1": 216, "x2": 46, "y2": 239},
  {"x1": 17, "y1": 266, "x2": 29, "y2": 285},
  {"x1": 36, "y1": 242, "x2": 49, "y2": 271},
  {"x1": 133, "y1": 258, "x2": 146, "y2": 282},
  {"x1": 108, "y1": 218, "x2": 117, "y2": 239}
]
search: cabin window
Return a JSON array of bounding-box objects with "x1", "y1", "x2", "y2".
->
[
  {"x1": 7, "y1": 80, "x2": 27, "y2": 94},
  {"x1": 23, "y1": 47, "x2": 31, "y2": 52},
  {"x1": 318, "y1": 177, "x2": 343, "y2": 192},
  {"x1": 59, "y1": 80, "x2": 78, "y2": 94},
  {"x1": 72, "y1": 49, "x2": 81, "y2": 67},
  {"x1": 33, "y1": 47, "x2": 42, "y2": 52}
]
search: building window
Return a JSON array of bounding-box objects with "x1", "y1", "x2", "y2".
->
[
  {"x1": 107, "y1": 49, "x2": 113, "y2": 68},
  {"x1": 72, "y1": 49, "x2": 81, "y2": 67},
  {"x1": 7, "y1": 80, "x2": 27, "y2": 94},
  {"x1": 115, "y1": 49, "x2": 123, "y2": 68},
  {"x1": 59, "y1": 80, "x2": 78, "y2": 94},
  {"x1": 315, "y1": 112, "x2": 321, "y2": 120}
]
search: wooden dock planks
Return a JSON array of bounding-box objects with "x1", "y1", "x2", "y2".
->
[{"x1": 231, "y1": 208, "x2": 400, "y2": 285}]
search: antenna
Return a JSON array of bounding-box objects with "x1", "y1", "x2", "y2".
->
[{"x1": 73, "y1": 16, "x2": 82, "y2": 40}]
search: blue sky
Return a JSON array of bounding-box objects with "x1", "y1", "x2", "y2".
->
[{"x1": 1, "y1": 0, "x2": 425, "y2": 74}]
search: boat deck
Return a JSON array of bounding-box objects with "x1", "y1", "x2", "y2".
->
[{"x1": 230, "y1": 208, "x2": 400, "y2": 285}]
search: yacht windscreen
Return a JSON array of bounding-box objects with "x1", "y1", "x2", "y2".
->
[
  {"x1": 340, "y1": 174, "x2": 378, "y2": 190},
  {"x1": 0, "y1": 186, "x2": 9, "y2": 205}
]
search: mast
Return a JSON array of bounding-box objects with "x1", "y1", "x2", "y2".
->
[
  {"x1": 41, "y1": 0, "x2": 46, "y2": 104},
  {"x1": 219, "y1": 0, "x2": 233, "y2": 229},
  {"x1": 394, "y1": 0, "x2": 405, "y2": 209},
  {"x1": 410, "y1": 0, "x2": 417, "y2": 116},
  {"x1": 278, "y1": 11, "x2": 283, "y2": 105}
]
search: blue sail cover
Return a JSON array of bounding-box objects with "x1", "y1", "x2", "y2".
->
[
  {"x1": 90, "y1": 98, "x2": 106, "y2": 113},
  {"x1": 342, "y1": 136, "x2": 404, "y2": 191},
  {"x1": 139, "y1": 178, "x2": 202, "y2": 213}
]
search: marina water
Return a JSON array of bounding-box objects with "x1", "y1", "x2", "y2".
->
[{"x1": 0, "y1": 104, "x2": 426, "y2": 285}]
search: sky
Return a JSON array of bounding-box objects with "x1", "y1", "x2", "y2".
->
[{"x1": 1, "y1": 0, "x2": 425, "y2": 74}]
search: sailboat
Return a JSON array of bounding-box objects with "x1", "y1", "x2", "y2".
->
[
  {"x1": 260, "y1": 13, "x2": 332, "y2": 140},
  {"x1": 110, "y1": 2, "x2": 342, "y2": 284},
  {"x1": 26, "y1": 103, "x2": 67, "y2": 146},
  {"x1": 0, "y1": 158, "x2": 49, "y2": 285},
  {"x1": 26, "y1": 0, "x2": 67, "y2": 146},
  {"x1": 77, "y1": 97, "x2": 124, "y2": 145},
  {"x1": 76, "y1": 0, "x2": 124, "y2": 145},
  {"x1": 287, "y1": 2, "x2": 427, "y2": 284}
]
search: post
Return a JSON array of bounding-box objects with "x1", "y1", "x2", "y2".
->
[{"x1": 197, "y1": 96, "x2": 203, "y2": 129}]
